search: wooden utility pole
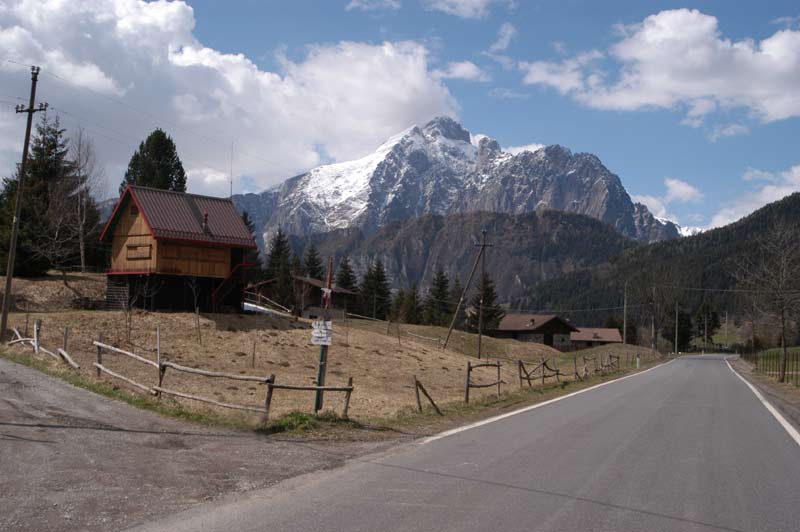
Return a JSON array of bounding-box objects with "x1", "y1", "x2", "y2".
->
[
  {"x1": 650, "y1": 285, "x2": 656, "y2": 354},
  {"x1": 443, "y1": 233, "x2": 484, "y2": 350},
  {"x1": 622, "y1": 281, "x2": 628, "y2": 345},
  {"x1": 314, "y1": 256, "x2": 334, "y2": 412},
  {"x1": 1, "y1": 66, "x2": 47, "y2": 338},
  {"x1": 475, "y1": 230, "x2": 493, "y2": 359},
  {"x1": 674, "y1": 303, "x2": 679, "y2": 356}
]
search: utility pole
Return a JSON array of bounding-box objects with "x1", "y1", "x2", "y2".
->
[
  {"x1": 314, "y1": 256, "x2": 334, "y2": 413},
  {"x1": 622, "y1": 281, "x2": 628, "y2": 345},
  {"x1": 703, "y1": 310, "x2": 708, "y2": 354},
  {"x1": 724, "y1": 311, "x2": 728, "y2": 348},
  {"x1": 476, "y1": 230, "x2": 493, "y2": 359},
  {"x1": 650, "y1": 285, "x2": 656, "y2": 354},
  {"x1": 1, "y1": 66, "x2": 47, "y2": 339},
  {"x1": 674, "y1": 303, "x2": 679, "y2": 356}
]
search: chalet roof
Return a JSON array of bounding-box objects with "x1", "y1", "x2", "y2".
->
[
  {"x1": 100, "y1": 185, "x2": 257, "y2": 249},
  {"x1": 497, "y1": 314, "x2": 578, "y2": 333},
  {"x1": 570, "y1": 328, "x2": 623, "y2": 343}
]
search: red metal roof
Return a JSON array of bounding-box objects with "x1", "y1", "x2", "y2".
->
[
  {"x1": 100, "y1": 185, "x2": 257, "y2": 249},
  {"x1": 570, "y1": 328, "x2": 623, "y2": 343},
  {"x1": 497, "y1": 314, "x2": 578, "y2": 333}
]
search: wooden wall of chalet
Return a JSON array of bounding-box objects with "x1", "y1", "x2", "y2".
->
[
  {"x1": 110, "y1": 201, "x2": 157, "y2": 273},
  {"x1": 156, "y1": 242, "x2": 230, "y2": 278}
]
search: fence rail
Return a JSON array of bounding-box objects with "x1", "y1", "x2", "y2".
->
[
  {"x1": 741, "y1": 348, "x2": 800, "y2": 387},
  {"x1": 464, "y1": 360, "x2": 502, "y2": 403}
]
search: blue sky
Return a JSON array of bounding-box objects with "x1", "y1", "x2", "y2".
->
[{"x1": 1, "y1": 0, "x2": 799, "y2": 229}]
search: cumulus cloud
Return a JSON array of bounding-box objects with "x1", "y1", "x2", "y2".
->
[
  {"x1": 708, "y1": 165, "x2": 800, "y2": 227},
  {"x1": 489, "y1": 22, "x2": 517, "y2": 52},
  {"x1": 432, "y1": 60, "x2": 490, "y2": 81},
  {"x1": 520, "y1": 9, "x2": 800, "y2": 126},
  {"x1": 345, "y1": 0, "x2": 401, "y2": 12},
  {"x1": 505, "y1": 143, "x2": 545, "y2": 155},
  {"x1": 632, "y1": 194, "x2": 672, "y2": 221},
  {"x1": 422, "y1": 0, "x2": 512, "y2": 19},
  {"x1": 633, "y1": 177, "x2": 703, "y2": 223},
  {"x1": 0, "y1": 0, "x2": 457, "y2": 197}
]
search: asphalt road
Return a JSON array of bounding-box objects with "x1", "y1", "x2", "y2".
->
[{"x1": 129, "y1": 356, "x2": 800, "y2": 532}]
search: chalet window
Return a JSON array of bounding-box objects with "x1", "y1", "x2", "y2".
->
[
  {"x1": 126, "y1": 244, "x2": 151, "y2": 260},
  {"x1": 130, "y1": 205, "x2": 139, "y2": 215}
]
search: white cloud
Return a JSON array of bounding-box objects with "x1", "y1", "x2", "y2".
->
[
  {"x1": 632, "y1": 194, "x2": 672, "y2": 221},
  {"x1": 708, "y1": 123, "x2": 749, "y2": 142},
  {"x1": 664, "y1": 177, "x2": 703, "y2": 203},
  {"x1": 0, "y1": 0, "x2": 457, "y2": 198},
  {"x1": 432, "y1": 60, "x2": 490, "y2": 81},
  {"x1": 422, "y1": 0, "x2": 512, "y2": 19},
  {"x1": 520, "y1": 9, "x2": 800, "y2": 125},
  {"x1": 345, "y1": 0, "x2": 401, "y2": 12},
  {"x1": 771, "y1": 15, "x2": 800, "y2": 28},
  {"x1": 505, "y1": 143, "x2": 545, "y2": 155},
  {"x1": 489, "y1": 22, "x2": 516, "y2": 52},
  {"x1": 488, "y1": 87, "x2": 528, "y2": 99},
  {"x1": 708, "y1": 165, "x2": 800, "y2": 227}
]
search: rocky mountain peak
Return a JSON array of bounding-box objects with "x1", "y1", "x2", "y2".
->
[{"x1": 422, "y1": 116, "x2": 471, "y2": 143}]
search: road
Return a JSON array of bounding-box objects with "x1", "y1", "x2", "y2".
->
[
  {"x1": 129, "y1": 356, "x2": 800, "y2": 532},
  {"x1": 0, "y1": 357, "x2": 384, "y2": 532}
]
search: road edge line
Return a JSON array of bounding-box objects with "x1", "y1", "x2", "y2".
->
[
  {"x1": 421, "y1": 357, "x2": 675, "y2": 444},
  {"x1": 725, "y1": 359, "x2": 800, "y2": 448}
]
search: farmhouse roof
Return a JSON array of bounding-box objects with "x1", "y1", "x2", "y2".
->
[
  {"x1": 570, "y1": 328, "x2": 623, "y2": 343},
  {"x1": 497, "y1": 314, "x2": 578, "y2": 333},
  {"x1": 100, "y1": 185, "x2": 257, "y2": 249}
]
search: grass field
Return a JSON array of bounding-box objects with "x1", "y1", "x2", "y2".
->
[{"x1": 5, "y1": 307, "x2": 658, "y2": 426}]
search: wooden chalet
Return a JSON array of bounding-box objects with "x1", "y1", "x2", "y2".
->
[
  {"x1": 99, "y1": 185, "x2": 257, "y2": 311},
  {"x1": 494, "y1": 314, "x2": 578, "y2": 350},
  {"x1": 570, "y1": 328, "x2": 623, "y2": 350}
]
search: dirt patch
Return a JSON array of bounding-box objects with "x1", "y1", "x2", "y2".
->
[{"x1": 1, "y1": 271, "x2": 106, "y2": 311}]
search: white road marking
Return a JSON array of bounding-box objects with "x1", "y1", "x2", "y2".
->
[
  {"x1": 421, "y1": 358, "x2": 675, "y2": 444},
  {"x1": 726, "y1": 359, "x2": 800, "y2": 448}
]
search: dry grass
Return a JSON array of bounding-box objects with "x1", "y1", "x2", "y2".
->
[
  {"x1": 0, "y1": 271, "x2": 106, "y2": 311},
  {"x1": 7, "y1": 308, "x2": 654, "y2": 426}
]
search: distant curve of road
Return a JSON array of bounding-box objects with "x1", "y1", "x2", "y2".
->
[{"x1": 129, "y1": 356, "x2": 800, "y2": 532}]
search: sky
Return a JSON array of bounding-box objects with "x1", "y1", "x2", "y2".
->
[{"x1": 1, "y1": 0, "x2": 799, "y2": 230}]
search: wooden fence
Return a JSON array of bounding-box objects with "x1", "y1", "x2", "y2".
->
[
  {"x1": 518, "y1": 357, "x2": 562, "y2": 387},
  {"x1": 464, "y1": 360, "x2": 502, "y2": 403}
]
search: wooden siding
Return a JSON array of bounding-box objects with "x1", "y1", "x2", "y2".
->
[
  {"x1": 110, "y1": 202, "x2": 157, "y2": 273},
  {"x1": 156, "y1": 242, "x2": 230, "y2": 278}
]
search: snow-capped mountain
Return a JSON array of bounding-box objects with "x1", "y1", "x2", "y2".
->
[{"x1": 233, "y1": 117, "x2": 680, "y2": 249}]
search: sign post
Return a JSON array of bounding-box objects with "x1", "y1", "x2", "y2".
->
[{"x1": 314, "y1": 257, "x2": 334, "y2": 413}]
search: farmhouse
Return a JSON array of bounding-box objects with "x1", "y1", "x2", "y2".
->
[
  {"x1": 100, "y1": 185, "x2": 257, "y2": 311},
  {"x1": 570, "y1": 327, "x2": 623, "y2": 350},
  {"x1": 494, "y1": 314, "x2": 577, "y2": 350}
]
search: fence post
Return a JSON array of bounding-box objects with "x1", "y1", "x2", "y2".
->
[
  {"x1": 636, "y1": 353, "x2": 640, "y2": 369},
  {"x1": 33, "y1": 320, "x2": 41, "y2": 354},
  {"x1": 24, "y1": 313, "x2": 29, "y2": 337},
  {"x1": 343, "y1": 377, "x2": 353, "y2": 418},
  {"x1": 62, "y1": 327, "x2": 69, "y2": 352},
  {"x1": 464, "y1": 361, "x2": 471, "y2": 404},
  {"x1": 541, "y1": 356, "x2": 546, "y2": 386},
  {"x1": 413, "y1": 375, "x2": 422, "y2": 412},
  {"x1": 496, "y1": 362, "x2": 501, "y2": 399},
  {"x1": 263, "y1": 374, "x2": 275, "y2": 423},
  {"x1": 156, "y1": 326, "x2": 163, "y2": 395},
  {"x1": 96, "y1": 333, "x2": 103, "y2": 377},
  {"x1": 517, "y1": 360, "x2": 523, "y2": 388}
]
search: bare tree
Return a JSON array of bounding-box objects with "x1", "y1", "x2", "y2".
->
[
  {"x1": 70, "y1": 129, "x2": 106, "y2": 272},
  {"x1": 734, "y1": 225, "x2": 800, "y2": 382}
]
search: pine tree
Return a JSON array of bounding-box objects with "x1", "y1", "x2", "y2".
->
[
  {"x1": 264, "y1": 228, "x2": 293, "y2": 307},
  {"x1": 240, "y1": 211, "x2": 262, "y2": 280},
  {"x1": 423, "y1": 267, "x2": 450, "y2": 326},
  {"x1": 360, "y1": 259, "x2": 391, "y2": 320},
  {"x1": 448, "y1": 276, "x2": 465, "y2": 329},
  {"x1": 119, "y1": 129, "x2": 186, "y2": 193},
  {"x1": 304, "y1": 244, "x2": 324, "y2": 280},
  {"x1": 661, "y1": 303, "x2": 694, "y2": 352},
  {"x1": 693, "y1": 302, "x2": 720, "y2": 347},
  {"x1": 402, "y1": 283, "x2": 423, "y2": 324},
  {"x1": 467, "y1": 272, "x2": 505, "y2": 333},
  {"x1": 335, "y1": 255, "x2": 357, "y2": 291}
]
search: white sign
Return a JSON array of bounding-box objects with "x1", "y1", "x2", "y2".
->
[{"x1": 311, "y1": 320, "x2": 333, "y2": 346}]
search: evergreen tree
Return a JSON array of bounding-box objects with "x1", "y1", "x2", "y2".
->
[
  {"x1": 423, "y1": 267, "x2": 450, "y2": 326},
  {"x1": 240, "y1": 211, "x2": 262, "y2": 280},
  {"x1": 402, "y1": 283, "x2": 423, "y2": 324},
  {"x1": 0, "y1": 114, "x2": 70, "y2": 276},
  {"x1": 335, "y1": 255, "x2": 357, "y2": 291},
  {"x1": 467, "y1": 272, "x2": 505, "y2": 333},
  {"x1": 303, "y1": 244, "x2": 324, "y2": 280},
  {"x1": 119, "y1": 129, "x2": 186, "y2": 193},
  {"x1": 448, "y1": 276, "x2": 465, "y2": 330},
  {"x1": 360, "y1": 259, "x2": 391, "y2": 319},
  {"x1": 661, "y1": 303, "x2": 694, "y2": 352},
  {"x1": 264, "y1": 228, "x2": 293, "y2": 307}
]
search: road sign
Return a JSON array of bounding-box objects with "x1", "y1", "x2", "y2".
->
[{"x1": 311, "y1": 320, "x2": 333, "y2": 346}]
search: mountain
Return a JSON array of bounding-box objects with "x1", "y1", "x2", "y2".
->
[
  {"x1": 522, "y1": 192, "x2": 800, "y2": 324},
  {"x1": 293, "y1": 209, "x2": 635, "y2": 300},
  {"x1": 233, "y1": 117, "x2": 679, "y2": 249}
]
